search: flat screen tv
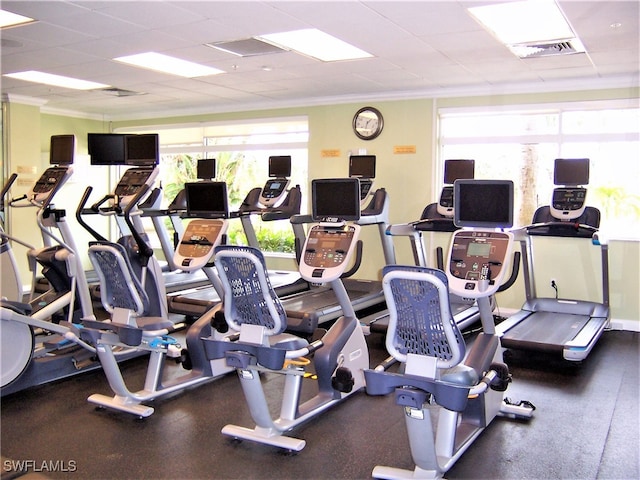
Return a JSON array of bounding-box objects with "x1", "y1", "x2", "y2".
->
[
  {"x1": 88, "y1": 133, "x2": 127, "y2": 166},
  {"x1": 349, "y1": 155, "x2": 376, "y2": 178},
  {"x1": 197, "y1": 158, "x2": 216, "y2": 180},
  {"x1": 268, "y1": 155, "x2": 291, "y2": 177},
  {"x1": 554, "y1": 158, "x2": 589, "y2": 186},
  {"x1": 312, "y1": 178, "x2": 360, "y2": 222},
  {"x1": 444, "y1": 159, "x2": 474, "y2": 184},
  {"x1": 185, "y1": 181, "x2": 229, "y2": 218},
  {"x1": 49, "y1": 135, "x2": 75, "y2": 165},
  {"x1": 125, "y1": 133, "x2": 159, "y2": 166},
  {"x1": 454, "y1": 179, "x2": 514, "y2": 229}
]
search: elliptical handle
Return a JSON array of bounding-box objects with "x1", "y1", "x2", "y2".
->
[
  {"x1": 1, "y1": 173, "x2": 18, "y2": 203},
  {"x1": 123, "y1": 184, "x2": 155, "y2": 265},
  {"x1": 76, "y1": 186, "x2": 107, "y2": 242}
]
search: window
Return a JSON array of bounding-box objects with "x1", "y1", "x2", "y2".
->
[
  {"x1": 117, "y1": 117, "x2": 308, "y2": 254},
  {"x1": 438, "y1": 102, "x2": 640, "y2": 239}
]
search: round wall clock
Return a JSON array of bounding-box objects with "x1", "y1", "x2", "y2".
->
[{"x1": 352, "y1": 106, "x2": 384, "y2": 140}]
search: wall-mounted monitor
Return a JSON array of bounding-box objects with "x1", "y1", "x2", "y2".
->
[
  {"x1": 185, "y1": 181, "x2": 229, "y2": 219},
  {"x1": 125, "y1": 133, "x2": 159, "y2": 166},
  {"x1": 88, "y1": 133, "x2": 127, "y2": 166},
  {"x1": 454, "y1": 179, "x2": 514, "y2": 229},
  {"x1": 349, "y1": 155, "x2": 376, "y2": 178},
  {"x1": 312, "y1": 178, "x2": 361, "y2": 222},
  {"x1": 197, "y1": 158, "x2": 216, "y2": 180},
  {"x1": 268, "y1": 155, "x2": 291, "y2": 178},
  {"x1": 554, "y1": 158, "x2": 589, "y2": 186},
  {"x1": 444, "y1": 159, "x2": 475, "y2": 184},
  {"x1": 49, "y1": 135, "x2": 75, "y2": 165}
]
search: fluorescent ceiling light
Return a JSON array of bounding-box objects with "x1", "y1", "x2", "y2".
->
[
  {"x1": 257, "y1": 29, "x2": 373, "y2": 62},
  {"x1": 4, "y1": 71, "x2": 109, "y2": 90},
  {"x1": 0, "y1": 9, "x2": 36, "y2": 29},
  {"x1": 468, "y1": 0, "x2": 576, "y2": 45},
  {"x1": 114, "y1": 52, "x2": 225, "y2": 77}
]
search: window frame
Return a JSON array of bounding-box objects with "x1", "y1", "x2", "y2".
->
[{"x1": 436, "y1": 99, "x2": 640, "y2": 240}]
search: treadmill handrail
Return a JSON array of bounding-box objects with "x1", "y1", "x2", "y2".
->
[{"x1": 523, "y1": 222, "x2": 597, "y2": 242}]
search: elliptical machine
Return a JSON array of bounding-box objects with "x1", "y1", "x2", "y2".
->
[
  {"x1": 206, "y1": 178, "x2": 370, "y2": 451},
  {"x1": 0, "y1": 136, "x2": 105, "y2": 395},
  {"x1": 365, "y1": 179, "x2": 534, "y2": 479}
]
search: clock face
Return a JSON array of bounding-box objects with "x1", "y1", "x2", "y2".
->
[{"x1": 353, "y1": 107, "x2": 383, "y2": 140}]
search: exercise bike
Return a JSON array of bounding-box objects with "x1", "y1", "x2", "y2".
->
[
  {"x1": 365, "y1": 179, "x2": 534, "y2": 479},
  {"x1": 84, "y1": 181, "x2": 236, "y2": 417},
  {"x1": 205, "y1": 177, "x2": 369, "y2": 451}
]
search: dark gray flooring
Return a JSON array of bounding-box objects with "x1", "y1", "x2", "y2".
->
[{"x1": 1, "y1": 329, "x2": 638, "y2": 479}]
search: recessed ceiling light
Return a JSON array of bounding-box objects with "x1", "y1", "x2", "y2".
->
[
  {"x1": 256, "y1": 29, "x2": 373, "y2": 62},
  {"x1": 114, "y1": 52, "x2": 225, "y2": 77},
  {"x1": 0, "y1": 9, "x2": 36, "y2": 29},
  {"x1": 3, "y1": 71, "x2": 110, "y2": 90},
  {"x1": 468, "y1": 0, "x2": 576, "y2": 45}
]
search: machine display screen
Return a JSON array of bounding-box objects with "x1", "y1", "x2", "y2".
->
[
  {"x1": 443, "y1": 159, "x2": 474, "y2": 184},
  {"x1": 554, "y1": 158, "x2": 589, "y2": 186},
  {"x1": 125, "y1": 133, "x2": 159, "y2": 166},
  {"x1": 467, "y1": 241, "x2": 491, "y2": 257},
  {"x1": 49, "y1": 135, "x2": 75, "y2": 165},
  {"x1": 88, "y1": 133, "x2": 127, "y2": 166},
  {"x1": 268, "y1": 156, "x2": 292, "y2": 177},
  {"x1": 454, "y1": 179, "x2": 513, "y2": 229},
  {"x1": 185, "y1": 181, "x2": 229, "y2": 218},
  {"x1": 312, "y1": 178, "x2": 361, "y2": 222},
  {"x1": 349, "y1": 155, "x2": 376, "y2": 178},
  {"x1": 197, "y1": 158, "x2": 216, "y2": 179}
]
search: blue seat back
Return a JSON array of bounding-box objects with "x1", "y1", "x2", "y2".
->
[
  {"x1": 88, "y1": 241, "x2": 149, "y2": 317},
  {"x1": 214, "y1": 245, "x2": 287, "y2": 335},
  {"x1": 382, "y1": 265, "x2": 466, "y2": 369}
]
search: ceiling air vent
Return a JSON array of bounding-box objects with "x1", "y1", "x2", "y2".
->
[
  {"x1": 206, "y1": 38, "x2": 287, "y2": 57},
  {"x1": 101, "y1": 87, "x2": 146, "y2": 97},
  {"x1": 509, "y1": 38, "x2": 586, "y2": 58}
]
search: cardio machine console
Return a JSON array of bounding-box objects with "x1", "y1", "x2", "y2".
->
[
  {"x1": 175, "y1": 219, "x2": 228, "y2": 272},
  {"x1": 258, "y1": 178, "x2": 290, "y2": 208},
  {"x1": 300, "y1": 224, "x2": 360, "y2": 283},
  {"x1": 549, "y1": 187, "x2": 587, "y2": 220},
  {"x1": 28, "y1": 166, "x2": 73, "y2": 202},
  {"x1": 436, "y1": 186, "x2": 455, "y2": 217},
  {"x1": 447, "y1": 230, "x2": 513, "y2": 298},
  {"x1": 113, "y1": 167, "x2": 159, "y2": 207}
]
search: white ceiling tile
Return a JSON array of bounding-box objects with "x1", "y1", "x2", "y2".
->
[{"x1": 1, "y1": 0, "x2": 635, "y2": 120}]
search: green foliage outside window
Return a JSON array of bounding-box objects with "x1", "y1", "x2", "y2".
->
[{"x1": 159, "y1": 152, "x2": 296, "y2": 253}]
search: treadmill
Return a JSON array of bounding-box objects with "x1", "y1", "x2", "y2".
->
[
  {"x1": 497, "y1": 158, "x2": 610, "y2": 361},
  {"x1": 369, "y1": 159, "x2": 480, "y2": 331},
  {"x1": 167, "y1": 155, "x2": 303, "y2": 318},
  {"x1": 284, "y1": 155, "x2": 394, "y2": 334},
  {"x1": 139, "y1": 158, "x2": 221, "y2": 293}
]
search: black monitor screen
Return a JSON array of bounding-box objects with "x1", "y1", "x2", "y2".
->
[
  {"x1": 454, "y1": 179, "x2": 513, "y2": 229},
  {"x1": 268, "y1": 156, "x2": 291, "y2": 177},
  {"x1": 125, "y1": 134, "x2": 159, "y2": 166},
  {"x1": 444, "y1": 159, "x2": 474, "y2": 184},
  {"x1": 50, "y1": 135, "x2": 75, "y2": 165},
  {"x1": 185, "y1": 181, "x2": 229, "y2": 218},
  {"x1": 197, "y1": 158, "x2": 216, "y2": 180},
  {"x1": 554, "y1": 158, "x2": 589, "y2": 186},
  {"x1": 88, "y1": 133, "x2": 127, "y2": 166},
  {"x1": 349, "y1": 155, "x2": 376, "y2": 178},
  {"x1": 312, "y1": 178, "x2": 360, "y2": 222}
]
